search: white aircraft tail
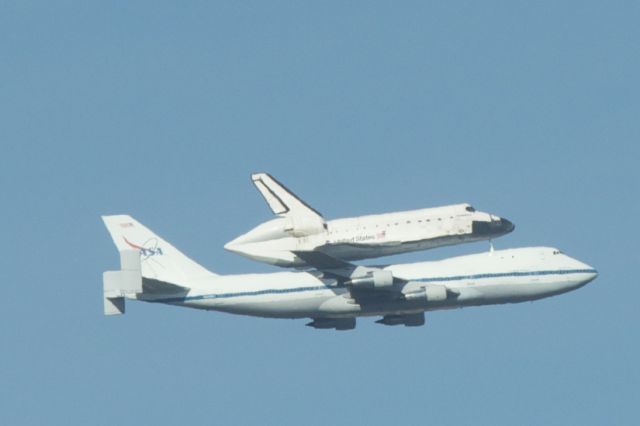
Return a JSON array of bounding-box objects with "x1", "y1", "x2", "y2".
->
[
  {"x1": 251, "y1": 173, "x2": 326, "y2": 236},
  {"x1": 251, "y1": 173, "x2": 323, "y2": 219},
  {"x1": 101, "y1": 215, "x2": 217, "y2": 315}
]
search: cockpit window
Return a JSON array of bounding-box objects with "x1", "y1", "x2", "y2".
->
[
  {"x1": 552, "y1": 250, "x2": 563, "y2": 255},
  {"x1": 465, "y1": 206, "x2": 476, "y2": 212}
]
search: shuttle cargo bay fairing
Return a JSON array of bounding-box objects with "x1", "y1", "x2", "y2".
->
[
  {"x1": 102, "y1": 215, "x2": 597, "y2": 330},
  {"x1": 224, "y1": 173, "x2": 515, "y2": 267}
]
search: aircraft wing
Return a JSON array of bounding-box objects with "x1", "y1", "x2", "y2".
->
[
  {"x1": 315, "y1": 241, "x2": 404, "y2": 251},
  {"x1": 292, "y1": 250, "x2": 405, "y2": 302}
]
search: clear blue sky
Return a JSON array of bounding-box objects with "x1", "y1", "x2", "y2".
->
[{"x1": 1, "y1": 2, "x2": 638, "y2": 425}]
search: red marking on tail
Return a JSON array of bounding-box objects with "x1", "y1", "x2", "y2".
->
[{"x1": 123, "y1": 236, "x2": 143, "y2": 250}]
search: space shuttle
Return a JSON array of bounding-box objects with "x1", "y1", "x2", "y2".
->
[{"x1": 225, "y1": 173, "x2": 515, "y2": 267}]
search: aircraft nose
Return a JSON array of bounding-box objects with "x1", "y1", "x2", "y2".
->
[
  {"x1": 490, "y1": 215, "x2": 515, "y2": 234},
  {"x1": 579, "y1": 262, "x2": 599, "y2": 283},
  {"x1": 500, "y1": 218, "x2": 515, "y2": 233},
  {"x1": 472, "y1": 215, "x2": 515, "y2": 236},
  {"x1": 565, "y1": 256, "x2": 598, "y2": 289},
  {"x1": 575, "y1": 267, "x2": 598, "y2": 290}
]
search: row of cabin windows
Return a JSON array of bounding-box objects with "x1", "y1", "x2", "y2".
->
[{"x1": 328, "y1": 216, "x2": 455, "y2": 234}]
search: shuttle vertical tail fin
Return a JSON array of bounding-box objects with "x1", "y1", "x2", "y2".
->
[
  {"x1": 250, "y1": 173, "x2": 326, "y2": 236},
  {"x1": 251, "y1": 173, "x2": 323, "y2": 220}
]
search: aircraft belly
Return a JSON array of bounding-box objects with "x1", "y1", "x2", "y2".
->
[
  {"x1": 180, "y1": 290, "x2": 439, "y2": 319},
  {"x1": 150, "y1": 273, "x2": 593, "y2": 320},
  {"x1": 205, "y1": 292, "x2": 337, "y2": 319},
  {"x1": 453, "y1": 279, "x2": 585, "y2": 307}
]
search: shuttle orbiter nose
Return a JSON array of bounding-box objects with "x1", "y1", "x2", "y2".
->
[
  {"x1": 472, "y1": 215, "x2": 515, "y2": 237},
  {"x1": 500, "y1": 218, "x2": 515, "y2": 233}
]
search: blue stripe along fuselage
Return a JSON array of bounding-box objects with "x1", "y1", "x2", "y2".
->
[
  {"x1": 146, "y1": 268, "x2": 597, "y2": 305},
  {"x1": 415, "y1": 268, "x2": 597, "y2": 283}
]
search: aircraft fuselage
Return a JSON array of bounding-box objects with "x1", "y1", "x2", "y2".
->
[
  {"x1": 134, "y1": 247, "x2": 596, "y2": 324},
  {"x1": 225, "y1": 204, "x2": 515, "y2": 267}
]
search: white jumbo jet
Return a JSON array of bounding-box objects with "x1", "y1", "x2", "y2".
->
[
  {"x1": 102, "y1": 215, "x2": 597, "y2": 330},
  {"x1": 224, "y1": 173, "x2": 515, "y2": 267}
]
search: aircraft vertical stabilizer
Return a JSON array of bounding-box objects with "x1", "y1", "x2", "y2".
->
[
  {"x1": 101, "y1": 215, "x2": 217, "y2": 315},
  {"x1": 251, "y1": 173, "x2": 323, "y2": 218},
  {"x1": 102, "y1": 215, "x2": 216, "y2": 282},
  {"x1": 251, "y1": 173, "x2": 326, "y2": 236}
]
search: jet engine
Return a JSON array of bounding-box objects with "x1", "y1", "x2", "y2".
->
[
  {"x1": 404, "y1": 285, "x2": 448, "y2": 302},
  {"x1": 376, "y1": 313, "x2": 425, "y2": 327},
  {"x1": 306, "y1": 317, "x2": 356, "y2": 330},
  {"x1": 346, "y1": 270, "x2": 394, "y2": 289}
]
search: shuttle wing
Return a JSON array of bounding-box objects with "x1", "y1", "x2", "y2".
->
[
  {"x1": 316, "y1": 241, "x2": 403, "y2": 250},
  {"x1": 292, "y1": 250, "x2": 354, "y2": 271}
]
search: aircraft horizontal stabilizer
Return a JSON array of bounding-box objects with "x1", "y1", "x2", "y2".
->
[{"x1": 103, "y1": 250, "x2": 142, "y2": 315}]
